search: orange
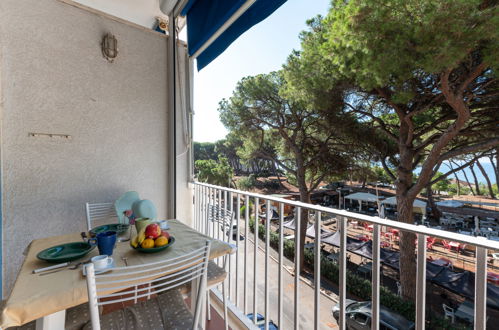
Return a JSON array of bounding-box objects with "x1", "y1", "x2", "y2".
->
[
  {"x1": 141, "y1": 238, "x2": 155, "y2": 249},
  {"x1": 155, "y1": 236, "x2": 168, "y2": 247}
]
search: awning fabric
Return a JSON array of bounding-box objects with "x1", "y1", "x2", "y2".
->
[
  {"x1": 344, "y1": 192, "x2": 381, "y2": 203},
  {"x1": 320, "y1": 231, "x2": 499, "y2": 309},
  {"x1": 181, "y1": 0, "x2": 287, "y2": 70},
  {"x1": 382, "y1": 196, "x2": 427, "y2": 214}
]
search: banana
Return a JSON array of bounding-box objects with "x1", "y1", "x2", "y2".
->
[
  {"x1": 130, "y1": 235, "x2": 139, "y2": 248},
  {"x1": 130, "y1": 227, "x2": 147, "y2": 248},
  {"x1": 137, "y1": 227, "x2": 147, "y2": 244}
]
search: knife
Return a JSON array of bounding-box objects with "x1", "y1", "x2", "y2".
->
[{"x1": 33, "y1": 262, "x2": 70, "y2": 274}]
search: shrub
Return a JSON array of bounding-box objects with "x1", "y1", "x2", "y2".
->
[
  {"x1": 248, "y1": 219, "x2": 415, "y2": 321},
  {"x1": 237, "y1": 174, "x2": 257, "y2": 191},
  {"x1": 240, "y1": 201, "x2": 254, "y2": 218}
]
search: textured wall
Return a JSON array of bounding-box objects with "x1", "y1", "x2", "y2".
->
[{"x1": 0, "y1": 0, "x2": 170, "y2": 295}]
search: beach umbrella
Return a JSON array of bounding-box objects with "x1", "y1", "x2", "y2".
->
[{"x1": 379, "y1": 205, "x2": 386, "y2": 219}]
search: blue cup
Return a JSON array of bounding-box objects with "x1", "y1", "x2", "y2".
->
[{"x1": 89, "y1": 231, "x2": 117, "y2": 256}]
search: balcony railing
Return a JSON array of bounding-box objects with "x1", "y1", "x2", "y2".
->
[{"x1": 192, "y1": 181, "x2": 499, "y2": 330}]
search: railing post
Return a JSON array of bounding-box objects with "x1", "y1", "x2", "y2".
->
[
  {"x1": 314, "y1": 211, "x2": 322, "y2": 330},
  {"x1": 371, "y1": 223, "x2": 380, "y2": 330},
  {"x1": 416, "y1": 233, "x2": 427, "y2": 330},
  {"x1": 244, "y1": 194, "x2": 249, "y2": 314},
  {"x1": 204, "y1": 186, "x2": 208, "y2": 236},
  {"x1": 294, "y1": 206, "x2": 301, "y2": 330},
  {"x1": 278, "y1": 202, "x2": 284, "y2": 329},
  {"x1": 228, "y1": 190, "x2": 232, "y2": 299},
  {"x1": 236, "y1": 193, "x2": 240, "y2": 307},
  {"x1": 339, "y1": 216, "x2": 347, "y2": 330},
  {"x1": 265, "y1": 200, "x2": 270, "y2": 330},
  {"x1": 253, "y1": 196, "x2": 259, "y2": 324},
  {"x1": 475, "y1": 245, "x2": 487, "y2": 330},
  {"x1": 194, "y1": 184, "x2": 197, "y2": 231}
]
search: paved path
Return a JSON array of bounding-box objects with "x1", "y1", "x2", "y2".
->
[{"x1": 214, "y1": 228, "x2": 339, "y2": 329}]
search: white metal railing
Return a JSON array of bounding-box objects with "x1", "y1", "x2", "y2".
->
[{"x1": 192, "y1": 182, "x2": 499, "y2": 330}]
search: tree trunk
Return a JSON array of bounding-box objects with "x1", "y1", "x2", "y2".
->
[
  {"x1": 461, "y1": 168, "x2": 475, "y2": 195},
  {"x1": 273, "y1": 162, "x2": 286, "y2": 190},
  {"x1": 454, "y1": 172, "x2": 461, "y2": 196},
  {"x1": 295, "y1": 164, "x2": 310, "y2": 274},
  {"x1": 490, "y1": 151, "x2": 499, "y2": 194},
  {"x1": 426, "y1": 184, "x2": 441, "y2": 221},
  {"x1": 495, "y1": 149, "x2": 499, "y2": 190},
  {"x1": 397, "y1": 193, "x2": 417, "y2": 300},
  {"x1": 448, "y1": 162, "x2": 460, "y2": 195},
  {"x1": 470, "y1": 163, "x2": 481, "y2": 195},
  {"x1": 477, "y1": 159, "x2": 495, "y2": 199},
  {"x1": 396, "y1": 146, "x2": 417, "y2": 301}
]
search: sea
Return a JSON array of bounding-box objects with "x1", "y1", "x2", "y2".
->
[{"x1": 415, "y1": 159, "x2": 496, "y2": 185}]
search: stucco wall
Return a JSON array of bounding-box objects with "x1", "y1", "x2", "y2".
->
[{"x1": 0, "y1": 0, "x2": 170, "y2": 295}]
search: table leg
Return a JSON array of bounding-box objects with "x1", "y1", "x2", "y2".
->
[
  {"x1": 191, "y1": 276, "x2": 207, "y2": 330},
  {"x1": 35, "y1": 310, "x2": 65, "y2": 330}
]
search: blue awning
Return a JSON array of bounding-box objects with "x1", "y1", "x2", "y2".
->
[{"x1": 181, "y1": 0, "x2": 287, "y2": 70}]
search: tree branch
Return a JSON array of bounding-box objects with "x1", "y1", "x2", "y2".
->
[
  {"x1": 429, "y1": 156, "x2": 482, "y2": 186},
  {"x1": 438, "y1": 138, "x2": 499, "y2": 162},
  {"x1": 381, "y1": 157, "x2": 396, "y2": 181}
]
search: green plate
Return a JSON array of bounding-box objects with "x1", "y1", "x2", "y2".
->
[
  {"x1": 133, "y1": 236, "x2": 175, "y2": 253},
  {"x1": 89, "y1": 223, "x2": 130, "y2": 237},
  {"x1": 37, "y1": 242, "x2": 96, "y2": 263}
]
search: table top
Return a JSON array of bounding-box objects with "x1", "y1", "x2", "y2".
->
[{"x1": 1, "y1": 220, "x2": 232, "y2": 328}]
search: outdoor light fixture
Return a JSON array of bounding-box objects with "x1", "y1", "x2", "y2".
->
[{"x1": 101, "y1": 33, "x2": 118, "y2": 62}]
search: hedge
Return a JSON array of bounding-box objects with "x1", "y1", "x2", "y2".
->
[
  {"x1": 248, "y1": 219, "x2": 416, "y2": 320},
  {"x1": 246, "y1": 218, "x2": 463, "y2": 328}
]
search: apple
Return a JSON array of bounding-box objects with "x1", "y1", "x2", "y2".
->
[
  {"x1": 145, "y1": 223, "x2": 161, "y2": 239},
  {"x1": 160, "y1": 230, "x2": 170, "y2": 239}
]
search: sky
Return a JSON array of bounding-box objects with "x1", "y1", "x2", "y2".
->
[
  {"x1": 187, "y1": 0, "x2": 496, "y2": 184},
  {"x1": 191, "y1": 0, "x2": 331, "y2": 143}
]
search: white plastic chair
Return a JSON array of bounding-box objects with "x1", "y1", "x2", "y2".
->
[
  {"x1": 85, "y1": 241, "x2": 211, "y2": 330},
  {"x1": 85, "y1": 202, "x2": 117, "y2": 231},
  {"x1": 442, "y1": 304, "x2": 455, "y2": 323},
  {"x1": 396, "y1": 281, "x2": 402, "y2": 296}
]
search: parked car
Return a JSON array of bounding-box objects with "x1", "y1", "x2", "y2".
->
[
  {"x1": 246, "y1": 313, "x2": 278, "y2": 330},
  {"x1": 332, "y1": 300, "x2": 414, "y2": 330}
]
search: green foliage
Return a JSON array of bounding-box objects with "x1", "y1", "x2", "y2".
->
[
  {"x1": 248, "y1": 219, "x2": 415, "y2": 321},
  {"x1": 432, "y1": 172, "x2": 451, "y2": 193},
  {"x1": 195, "y1": 157, "x2": 233, "y2": 187},
  {"x1": 219, "y1": 71, "x2": 361, "y2": 199},
  {"x1": 239, "y1": 201, "x2": 254, "y2": 218},
  {"x1": 322, "y1": 0, "x2": 498, "y2": 91},
  {"x1": 193, "y1": 142, "x2": 217, "y2": 162},
  {"x1": 372, "y1": 166, "x2": 393, "y2": 184},
  {"x1": 237, "y1": 174, "x2": 258, "y2": 191}
]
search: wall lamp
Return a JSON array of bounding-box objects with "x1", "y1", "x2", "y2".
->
[{"x1": 102, "y1": 33, "x2": 118, "y2": 62}]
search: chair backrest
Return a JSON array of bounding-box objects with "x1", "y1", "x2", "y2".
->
[
  {"x1": 207, "y1": 204, "x2": 235, "y2": 239},
  {"x1": 207, "y1": 204, "x2": 234, "y2": 226},
  {"x1": 85, "y1": 202, "x2": 118, "y2": 231},
  {"x1": 442, "y1": 304, "x2": 454, "y2": 314},
  {"x1": 85, "y1": 240, "x2": 211, "y2": 330}
]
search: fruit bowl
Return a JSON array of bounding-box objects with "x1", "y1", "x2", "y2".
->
[{"x1": 132, "y1": 236, "x2": 175, "y2": 253}]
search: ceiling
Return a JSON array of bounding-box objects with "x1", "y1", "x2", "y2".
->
[{"x1": 71, "y1": 0, "x2": 181, "y2": 29}]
